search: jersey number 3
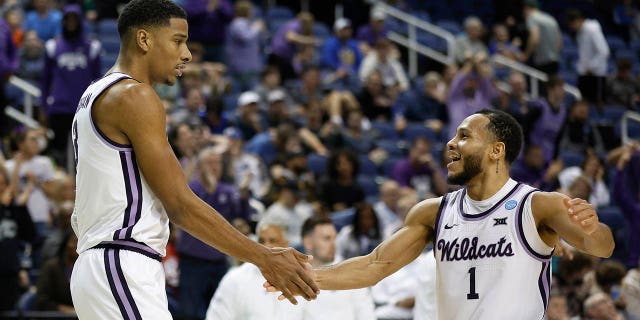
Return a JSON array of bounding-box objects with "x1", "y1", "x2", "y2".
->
[{"x1": 467, "y1": 267, "x2": 479, "y2": 300}]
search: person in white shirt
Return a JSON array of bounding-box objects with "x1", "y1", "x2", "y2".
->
[
  {"x1": 374, "y1": 180, "x2": 402, "y2": 235},
  {"x1": 205, "y1": 221, "x2": 303, "y2": 320},
  {"x1": 260, "y1": 181, "x2": 313, "y2": 248},
  {"x1": 567, "y1": 9, "x2": 610, "y2": 107},
  {"x1": 300, "y1": 216, "x2": 375, "y2": 320},
  {"x1": 413, "y1": 250, "x2": 438, "y2": 320},
  {"x1": 359, "y1": 38, "x2": 409, "y2": 92}
]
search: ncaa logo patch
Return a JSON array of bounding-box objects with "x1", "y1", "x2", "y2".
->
[{"x1": 505, "y1": 200, "x2": 517, "y2": 210}]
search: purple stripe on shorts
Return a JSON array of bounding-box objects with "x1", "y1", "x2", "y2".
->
[
  {"x1": 114, "y1": 249, "x2": 143, "y2": 320},
  {"x1": 104, "y1": 248, "x2": 141, "y2": 320}
]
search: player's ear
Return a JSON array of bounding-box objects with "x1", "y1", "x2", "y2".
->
[
  {"x1": 135, "y1": 28, "x2": 151, "y2": 53},
  {"x1": 490, "y1": 142, "x2": 505, "y2": 160}
]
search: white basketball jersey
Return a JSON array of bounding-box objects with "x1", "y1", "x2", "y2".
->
[
  {"x1": 434, "y1": 179, "x2": 553, "y2": 320},
  {"x1": 71, "y1": 72, "x2": 169, "y2": 258}
]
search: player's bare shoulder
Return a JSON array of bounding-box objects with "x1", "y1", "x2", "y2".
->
[{"x1": 404, "y1": 196, "x2": 443, "y2": 230}]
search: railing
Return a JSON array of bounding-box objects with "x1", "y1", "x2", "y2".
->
[
  {"x1": 8, "y1": 75, "x2": 41, "y2": 119},
  {"x1": 621, "y1": 111, "x2": 640, "y2": 145},
  {"x1": 375, "y1": 2, "x2": 455, "y2": 76},
  {"x1": 373, "y1": 1, "x2": 581, "y2": 100}
]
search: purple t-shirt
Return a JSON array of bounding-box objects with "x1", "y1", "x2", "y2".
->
[{"x1": 270, "y1": 19, "x2": 301, "y2": 60}]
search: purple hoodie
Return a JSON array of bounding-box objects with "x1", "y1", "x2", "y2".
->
[
  {"x1": 40, "y1": 5, "x2": 101, "y2": 115},
  {"x1": 0, "y1": 18, "x2": 18, "y2": 80}
]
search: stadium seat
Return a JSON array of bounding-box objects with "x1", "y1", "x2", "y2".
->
[
  {"x1": 331, "y1": 208, "x2": 355, "y2": 231},
  {"x1": 266, "y1": 6, "x2": 294, "y2": 20},
  {"x1": 358, "y1": 155, "x2": 378, "y2": 176},
  {"x1": 97, "y1": 19, "x2": 118, "y2": 36},
  {"x1": 306, "y1": 153, "x2": 328, "y2": 177},
  {"x1": 376, "y1": 139, "x2": 405, "y2": 156},
  {"x1": 403, "y1": 123, "x2": 437, "y2": 142},
  {"x1": 371, "y1": 121, "x2": 399, "y2": 140},
  {"x1": 357, "y1": 174, "x2": 380, "y2": 197},
  {"x1": 435, "y1": 20, "x2": 462, "y2": 35},
  {"x1": 606, "y1": 36, "x2": 627, "y2": 53},
  {"x1": 382, "y1": 156, "x2": 402, "y2": 177},
  {"x1": 560, "y1": 150, "x2": 585, "y2": 168},
  {"x1": 312, "y1": 23, "x2": 331, "y2": 39}
]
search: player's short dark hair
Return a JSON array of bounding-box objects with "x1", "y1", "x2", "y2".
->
[
  {"x1": 301, "y1": 216, "x2": 334, "y2": 239},
  {"x1": 474, "y1": 109, "x2": 523, "y2": 164},
  {"x1": 117, "y1": 0, "x2": 186, "y2": 39}
]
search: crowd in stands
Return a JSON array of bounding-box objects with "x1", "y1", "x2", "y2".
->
[{"x1": 1, "y1": 0, "x2": 640, "y2": 319}]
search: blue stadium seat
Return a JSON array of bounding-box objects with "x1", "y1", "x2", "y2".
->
[
  {"x1": 306, "y1": 153, "x2": 328, "y2": 177},
  {"x1": 376, "y1": 139, "x2": 405, "y2": 156},
  {"x1": 601, "y1": 105, "x2": 627, "y2": 123},
  {"x1": 358, "y1": 155, "x2": 378, "y2": 175},
  {"x1": 606, "y1": 36, "x2": 627, "y2": 53},
  {"x1": 435, "y1": 20, "x2": 462, "y2": 35},
  {"x1": 313, "y1": 23, "x2": 331, "y2": 39},
  {"x1": 101, "y1": 36, "x2": 120, "y2": 55},
  {"x1": 382, "y1": 156, "x2": 402, "y2": 176},
  {"x1": 403, "y1": 123, "x2": 437, "y2": 142},
  {"x1": 97, "y1": 19, "x2": 118, "y2": 36},
  {"x1": 357, "y1": 174, "x2": 380, "y2": 197},
  {"x1": 331, "y1": 208, "x2": 355, "y2": 231},
  {"x1": 17, "y1": 290, "x2": 36, "y2": 312},
  {"x1": 266, "y1": 6, "x2": 294, "y2": 20},
  {"x1": 371, "y1": 121, "x2": 398, "y2": 140},
  {"x1": 560, "y1": 150, "x2": 585, "y2": 167},
  {"x1": 222, "y1": 93, "x2": 240, "y2": 112}
]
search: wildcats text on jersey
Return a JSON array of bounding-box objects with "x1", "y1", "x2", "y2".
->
[{"x1": 436, "y1": 236, "x2": 514, "y2": 262}]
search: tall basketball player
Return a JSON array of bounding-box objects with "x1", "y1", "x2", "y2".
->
[
  {"x1": 69, "y1": 1, "x2": 317, "y2": 319},
  {"x1": 267, "y1": 109, "x2": 614, "y2": 319}
]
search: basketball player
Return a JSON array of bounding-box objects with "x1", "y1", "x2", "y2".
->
[
  {"x1": 69, "y1": 1, "x2": 317, "y2": 319},
  {"x1": 267, "y1": 109, "x2": 614, "y2": 319}
]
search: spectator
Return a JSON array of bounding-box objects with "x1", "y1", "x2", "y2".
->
[
  {"x1": 558, "y1": 151, "x2": 610, "y2": 208},
  {"x1": 16, "y1": 30, "x2": 44, "y2": 86},
  {"x1": 321, "y1": 18, "x2": 362, "y2": 78},
  {"x1": 557, "y1": 99, "x2": 605, "y2": 156},
  {"x1": 547, "y1": 290, "x2": 572, "y2": 320},
  {"x1": 268, "y1": 12, "x2": 317, "y2": 81},
  {"x1": 299, "y1": 216, "x2": 376, "y2": 319},
  {"x1": 453, "y1": 16, "x2": 489, "y2": 66},
  {"x1": 594, "y1": 260, "x2": 627, "y2": 302},
  {"x1": 494, "y1": 71, "x2": 529, "y2": 125},
  {"x1": 567, "y1": 9, "x2": 610, "y2": 108},
  {"x1": 356, "y1": 70, "x2": 394, "y2": 121},
  {"x1": 583, "y1": 292, "x2": 626, "y2": 320},
  {"x1": 370, "y1": 253, "x2": 422, "y2": 320},
  {"x1": 510, "y1": 144, "x2": 562, "y2": 191},
  {"x1": 4, "y1": 8, "x2": 23, "y2": 47},
  {"x1": 168, "y1": 123, "x2": 199, "y2": 181},
  {"x1": 41, "y1": 5, "x2": 101, "y2": 169},
  {"x1": 607, "y1": 57, "x2": 640, "y2": 110},
  {"x1": 176, "y1": 147, "x2": 252, "y2": 320},
  {"x1": 23, "y1": 0, "x2": 62, "y2": 42},
  {"x1": 613, "y1": 0, "x2": 638, "y2": 43},
  {"x1": 260, "y1": 180, "x2": 313, "y2": 248},
  {"x1": 358, "y1": 38, "x2": 409, "y2": 93},
  {"x1": 35, "y1": 231, "x2": 76, "y2": 314},
  {"x1": 205, "y1": 221, "x2": 301, "y2": 319},
  {"x1": 318, "y1": 149, "x2": 365, "y2": 211},
  {"x1": 225, "y1": 0, "x2": 265, "y2": 91},
  {"x1": 412, "y1": 250, "x2": 438, "y2": 320},
  {"x1": 446, "y1": 51, "x2": 498, "y2": 140},
  {"x1": 170, "y1": 87, "x2": 205, "y2": 127},
  {"x1": 290, "y1": 66, "x2": 325, "y2": 107},
  {"x1": 264, "y1": 89, "x2": 294, "y2": 128},
  {"x1": 39, "y1": 172, "x2": 74, "y2": 264},
  {"x1": 335, "y1": 202, "x2": 382, "y2": 259},
  {"x1": 0, "y1": 15, "x2": 17, "y2": 137},
  {"x1": 182, "y1": 0, "x2": 233, "y2": 62},
  {"x1": 373, "y1": 179, "x2": 402, "y2": 233},
  {"x1": 291, "y1": 43, "x2": 320, "y2": 76},
  {"x1": 341, "y1": 109, "x2": 380, "y2": 156},
  {"x1": 5, "y1": 129, "x2": 56, "y2": 246},
  {"x1": 201, "y1": 95, "x2": 231, "y2": 135},
  {"x1": 391, "y1": 136, "x2": 448, "y2": 199},
  {"x1": 235, "y1": 91, "x2": 263, "y2": 141},
  {"x1": 556, "y1": 251, "x2": 597, "y2": 317},
  {"x1": 526, "y1": 76, "x2": 567, "y2": 164},
  {"x1": 622, "y1": 260, "x2": 640, "y2": 318},
  {"x1": 523, "y1": 0, "x2": 562, "y2": 75},
  {"x1": 612, "y1": 143, "x2": 640, "y2": 268},
  {"x1": 488, "y1": 23, "x2": 524, "y2": 61},
  {"x1": 356, "y1": 6, "x2": 389, "y2": 55},
  {"x1": 252, "y1": 66, "x2": 290, "y2": 111},
  {"x1": 395, "y1": 71, "x2": 448, "y2": 134},
  {"x1": 0, "y1": 163, "x2": 35, "y2": 311},
  {"x1": 222, "y1": 127, "x2": 271, "y2": 200}
]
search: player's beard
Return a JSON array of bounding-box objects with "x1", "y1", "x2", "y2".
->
[{"x1": 447, "y1": 152, "x2": 483, "y2": 186}]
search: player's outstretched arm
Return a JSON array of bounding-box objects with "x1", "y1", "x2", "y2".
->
[
  {"x1": 267, "y1": 197, "x2": 439, "y2": 293},
  {"x1": 102, "y1": 82, "x2": 317, "y2": 304},
  {"x1": 533, "y1": 192, "x2": 614, "y2": 258}
]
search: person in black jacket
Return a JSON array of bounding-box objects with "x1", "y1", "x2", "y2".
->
[
  {"x1": 35, "y1": 231, "x2": 77, "y2": 314},
  {"x1": 0, "y1": 163, "x2": 35, "y2": 311}
]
